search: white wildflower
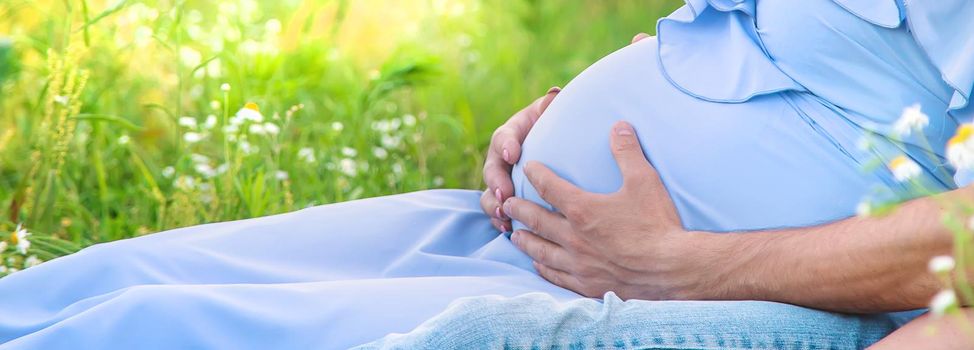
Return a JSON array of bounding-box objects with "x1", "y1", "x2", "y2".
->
[
  {"x1": 190, "y1": 153, "x2": 210, "y2": 164},
  {"x1": 0, "y1": 241, "x2": 7, "y2": 252},
  {"x1": 210, "y1": 100, "x2": 221, "y2": 111},
  {"x1": 183, "y1": 132, "x2": 204, "y2": 143},
  {"x1": 855, "y1": 201, "x2": 872, "y2": 218},
  {"x1": 381, "y1": 134, "x2": 401, "y2": 149},
  {"x1": 340, "y1": 158, "x2": 357, "y2": 177},
  {"x1": 174, "y1": 176, "x2": 196, "y2": 191},
  {"x1": 162, "y1": 166, "x2": 176, "y2": 178},
  {"x1": 341, "y1": 147, "x2": 357, "y2": 157},
  {"x1": 203, "y1": 115, "x2": 218, "y2": 129},
  {"x1": 893, "y1": 104, "x2": 929, "y2": 137},
  {"x1": 236, "y1": 102, "x2": 263, "y2": 122},
  {"x1": 6, "y1": 267, "x2": 17, "y2": 274},
  {"x1": 331, "y1": 122, "x2": 344, "y2": 132},
  {"x1": 372, "y1": 147, "x2": 388, "y2": 160},
  {"x1": 220, "y1": 83, "x2": 231, "y2": 92},
  {"x1": 0, "y1": 265, "x2": 6, "y2": 274},
  {"x1": 274, "y1": 170, "x2": 289, "y2": 181},
  {"x1": 23, "y1": 255, "x2": 41, "y2": 268},
  {"x1": 178, "y1": 116, "x2": 198, "y2": 128},
  {"x1": 930, "y1": 289, "x2": 958, "y2": 316},
  {"x1": 179, "y1": 47, "x2": 202, "y2": 68},
  {"x1": 216, "y1": 163, "x2": 229, "y2": 175},
  {"x1": 53, "y1": 95, "x2": 69, "y2": 106},
  {"x1": 117, "y1": 135, "x2": 131, "y2": 145},
  {"x1": 239, "y1": 140, "x2": 257, "y2": 155},
  {"x1": 433, "y1": 176, "x2": 445, "y2": 187},
  {"x1": 297, "y1": 147, "x2": 316, "y2": 163},
  {"x1": 888, "y1": 155, "x2": 921, "y2": 182},
  {"x1": 248, "y1": 123, "x2": 267, "y2": 135},
  {"x1": 403, "y1": 114, "x2": 416, "y2": 127},
  {"x1": 194, "y1": 163, "x2": 217, "y2": 178},
  {"x1": 947, "y1": 124, "x2": 974, "y2": 171},
  {"x1": 262, "y1": 122, "x2": 280, "y2": 135},
  {"x1": 928, "y1": 255, "x2": 955, "y2": 274},
  {"x1": 12, "y1": 224, "x2": 30, "y2": 255},
  {"x1": 223, "y1": 124, "x2": 240, "y2": 134}
]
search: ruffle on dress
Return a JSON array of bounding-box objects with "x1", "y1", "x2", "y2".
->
[{"x1": 655, "y1": 0, "x2": 974, "y2": 122}]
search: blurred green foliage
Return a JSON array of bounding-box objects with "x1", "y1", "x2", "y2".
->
[{"x1": 0, "y1": 0, "x2": 680, "y2": 268}]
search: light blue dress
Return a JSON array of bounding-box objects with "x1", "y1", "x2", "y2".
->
[{"x1": 1, "y1": 0, "x2": 971, "y2": 349}]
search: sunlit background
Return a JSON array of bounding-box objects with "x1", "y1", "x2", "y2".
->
[{"x1": 0, "y1": 0, "x2": 680, "y2": 271}]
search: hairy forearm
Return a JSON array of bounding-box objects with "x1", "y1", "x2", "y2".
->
[{"x1": 692, "y1": 186, "x2": 973, "y2": 313}]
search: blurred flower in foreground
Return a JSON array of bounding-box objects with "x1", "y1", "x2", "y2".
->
[
  {"x1": 855, "y1": 201, "x2": 872, "y2": 218},
  {"x1": 10, "y1": 224, "x2": 30, "y2": 255},
  {"x1": 928, "y1": 255, "x2": 955, "y2": 274},
  {"x1": 297, "y1": 148, "x2": 316, "y2": 163},
  {"x1": 892, "y1": 104, "x2": 928, "y2": 137},
  {"x1": 274, "y1": 170, "x2": 289, "y2": 181},
  {"x1": 930, "y1": 289, "x2": 958, "y2": 316},
  {"x1": 947, "y1": 123, "x2": 974, "y2": 171},
  {"x1": 24, "y1": 255, "x2": 42, "y2": 268},
  {"x1": 888, "y1": 155, "x2": 921, "y2": 182},
  {"x1": 0, "y1": 240, "x2": 7, "y2": 252},
  {"x1": 236, "y1": 102, "x2": 263, "y2": 123},
  {"x1": 220, "y1": 83, "x2": 231, "y2": 92}
]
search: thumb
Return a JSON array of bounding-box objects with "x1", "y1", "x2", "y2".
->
[{"x1": 609, "y1": 121, "x2": 657, "y2": 187}]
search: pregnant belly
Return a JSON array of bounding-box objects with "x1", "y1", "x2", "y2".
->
[{"x1": 512, "y1": 38, "x2": 882, "y2": 232}]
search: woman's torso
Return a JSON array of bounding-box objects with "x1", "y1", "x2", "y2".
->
[{"x1": 511, "y1": 0, "x2": 960, "y2": 233}]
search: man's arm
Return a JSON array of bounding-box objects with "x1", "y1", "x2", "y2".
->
[
  {"x1": 504, "y1": 120, "x2": 971, "y2": 314},
  {"x1": 699, "y1": 186, "x2": 971, "y2": 313}
]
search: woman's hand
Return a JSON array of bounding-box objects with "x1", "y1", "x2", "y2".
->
[
  {"x1": 480, "y1": 87, "x2": 560, "y2": 232},
  {"x1": 482, "y1": 33, "x2": 653, "y2": 232},
  {"x1": 503, "y1": 121, "x2": 717, "y2": 300}
]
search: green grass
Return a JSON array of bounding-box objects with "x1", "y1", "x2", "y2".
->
[{"x1": 0, "y1": 0, "x2": 680, "y2": 271}]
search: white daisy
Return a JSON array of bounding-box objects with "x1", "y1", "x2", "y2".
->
[
  {"x1": 262, "y1": 122, "x2": 280, "y2": 135},
  {"x1": 178, "y1": 116, "x2": 198, "y2": 128},
  {"x1": 892, "y1": 104, "x2": 929, "y2": 137},
  {"x1": 297, "y1": 147, "x2": 316, "y2": 163},
  {"x1": 947, "y1": 124, "x2": 974, "y2": 171},
  {"x1": 403, "y1": 114, "x2": 417, "y2": 127},
  {"x1": 928, "y1": 255, "x2": 955, "y2": 274},
  {"x1": 12, "y1": 224, "x2": 30, "y2": 255},
  {"x1": 930, "y1": 289, "x2": 957, "y2": 316},
  {"x1": 888, "y1": 155, "x2": 921, "y2": 182},
  {"x1": 161, "y1": 166, "x2": 176, "y2": 178},
  {"x1": 331, "y1": 122, "x2": 344, "y2": 132},
  {"x1": 372, "y1": 147, "x2": 388, "y2": 160},
  {"x1": 118, "y1": 135, "x2": 131, "y2": 145},
  {"x1": 203, "y1": 115, "x2": 218, "y2": 129},
  {"x1": 0, "y1": 240, "x2": 7, "y2": 252},
  {"x1": 236, "y1": 102, "x2": 263, "y2": 123},
  {"x1": 220, "y1": 83, "x2": 231, "y2": 92},
  {"x1": 339, "y1": 158, "x2": 357, "y2": 177},
  {"x1": 24, "y1": 255, "x2": 41, "y2": 268},
  {"x1": 274, "y1": 170, "x2": 289, "y2": 181},
  {"x1": 183, "y1": 132, "x2": 204, "y2": 143},
  {"x1": 190, "y1": 153, "x2": 210, "y2": 164}
]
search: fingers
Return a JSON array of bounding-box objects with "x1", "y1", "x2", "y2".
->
[
  {"x1": 533, "y1": 261, "x2": 587, "y2": 295},
  {"x1": 482, "y1": 158, "x2": 515, "y2": 209},
  {"x1": 523, "y1": 161, "x2": 588, "y2": 213},
  {"x1": 512, "y1": 230, "x2": 574, "y2": 273},
  {"x1": 631, "y1": 33, "x2": 650, "y2": 44},
  {"x1": 494, "y1": 87, "x2": 561, "y2": 167},
  {"x1": 503, "y1": 197, "x2": 572, "y2": 245},
  {"x1": 481, "y1": 188, "x2": 510, "y2": 231},
  {"x1": 609, "y1": 121, "x2": 657, "y2": 189}
]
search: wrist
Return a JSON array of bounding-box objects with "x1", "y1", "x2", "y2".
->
[{"x1": 677, "y1": 230, "x2": 766, "y2": 301}]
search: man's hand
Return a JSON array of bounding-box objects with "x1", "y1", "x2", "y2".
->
[
  {"x1": 503, "y1": 121, "x2": 716, "y2": 300},
  {"x1": 480, "y1": 87, "x2": 560, "y2": 232}
]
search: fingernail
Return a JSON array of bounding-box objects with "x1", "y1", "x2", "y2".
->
[
  {"x1": 547, "y1": 86, "x2": 561, "y2": 95},
  {"x1": 495, "y1": 206, "x2": 503, "y2": 219},
  {"x1": 503, "y1": 199, "x2": 513, "y2": 215},
  {"x1": 501, "y1": 222, "x2": 510, "y2": 232},
  {"x1": 494, "y1": 188, "x2": 503, "y2": 203},
  {"x1": 502, "y1": 148, "x2": 511, "y2": 163},
  {"x1": 511, "y1": 230, "x2": 520, "y2": 242},
  {"x1": 615, "y1": 122, "x2": 634, "y2": 136}
]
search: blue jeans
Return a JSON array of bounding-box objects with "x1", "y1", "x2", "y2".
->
[{"x1": 355, "y1": 292, "x2": 922, "y2": 349}]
